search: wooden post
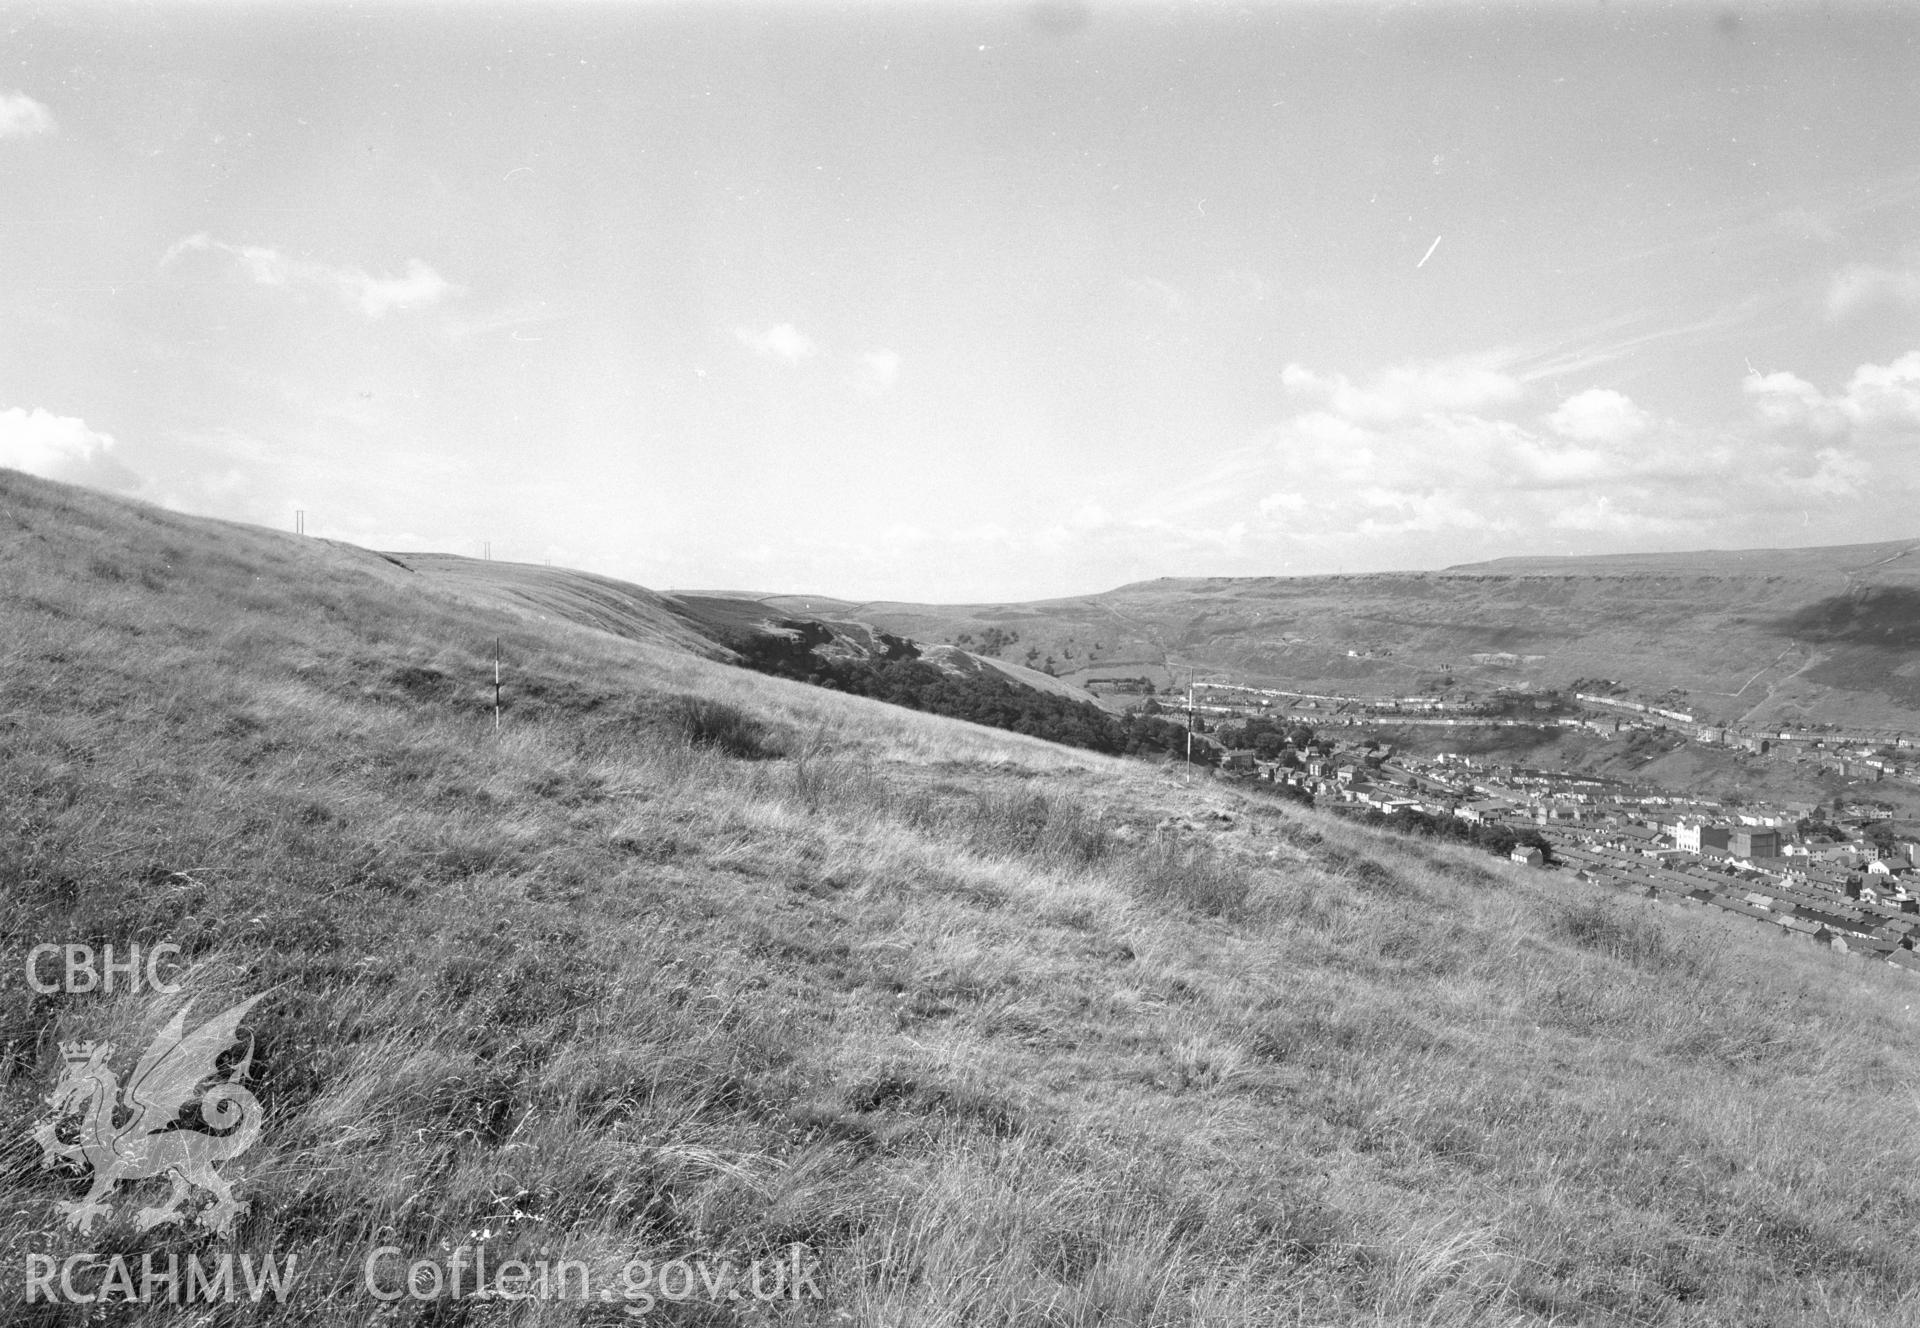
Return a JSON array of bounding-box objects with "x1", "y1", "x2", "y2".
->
[
  {"x1": 493, "y1": 638, "x2": 501, "y2": 733},
  {"x1": 1185, "y1": 678, "x2": 1194, "y2": 785}
]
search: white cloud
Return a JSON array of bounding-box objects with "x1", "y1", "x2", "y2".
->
[
  {"x1": 1546, "y1": 495, "x2": 1666, "y2": 534},
  {"x1": 1507, "y1": 432, "x2": 1617, "y2": 489},
  {"x1": 1352, "y1": 486, "x2": 1501, "y2": 536},
  {"x1": 1283, "y1": 409, "x2": 1375, "y2": 454},
  {"x1": 1745, "y1": 351, "x2": 1920, "y2": 437},
  {"x1": 1742, "y1": 370, "x2": 1846, "y2": 437},
  {"x1": 1546, "y1": 388, "x2": 1651, "y2": 445},
  {"x1": 1268, "y1": 392, "x2": 1676, "y2": 500},
  {"x1": 1034, "y1": 500, "x2": 1120, "y2": 553},
  {"x1": 1280, "y1": 358, "x2": 1523, "y2": 426},
  {"x1": 1798, "y1": 447, "x2": 1873, "y2": 498},
  {"x1": 1211, "y1": 354, "x2": 1846, "y2": 553},
  {"x1": 0, "y1": 407, "x2": 142, "y2": 492},
  {"x1": 735, "y1": 323, "x2": 817, "y2": 362},
  {"x1": 995, "y1": 349, "x2": 1920, "y2": 588},
  {"x1": 0, "y1": 91, "x2": 53, "y2": 139},
  {"x1": 161, "y1": 233, "x2": 214, "y2": 267},
  {"x1": 163, "y1": 234, "x2": 461, "y2": 318},
  {"x1": 1826, "y1": 263, "x2": 1920, "y2": 322},
  {"x1": 230, "y1": 243, "x2": 292, "y2": 287},
  {"x1": 1839, "y1": 350, "x2": 1920, "y2": 428},
  {"x1": 352, "y1": 260, "x2": 457, "y2": 318}
]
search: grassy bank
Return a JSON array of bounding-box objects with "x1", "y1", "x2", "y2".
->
[{"x1": 4, "y1": 470, "x2": 1920, "y2": 1325}]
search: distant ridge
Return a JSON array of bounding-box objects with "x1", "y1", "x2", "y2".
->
[
  {"x1": 1443, "y1": 537, "x2": 1920, "y2": 579},
  {"x1": 743, "y1": 535, "x2": 1920, "y2": 732}
]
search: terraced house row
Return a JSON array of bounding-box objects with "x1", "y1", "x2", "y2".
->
[{"x1": 1551, "y1": 842, "x2": 1920, "y2": 976}]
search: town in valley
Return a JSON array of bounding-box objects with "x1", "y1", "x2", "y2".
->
[{"x1": 1135, "y1": 675, "x2": 1920, "y2": 970}]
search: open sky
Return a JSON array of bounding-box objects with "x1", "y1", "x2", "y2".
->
[{"x1": 3, "y1": 2, "x2": 1919, "y2": 601}]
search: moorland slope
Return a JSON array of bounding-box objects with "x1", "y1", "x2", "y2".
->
[
  {"x1": 382, "y1": 561, "x2": 1099, "y2": 711},
  {"x1": 4, "y1": 469, "x2": 1920, "y2": 1325}
]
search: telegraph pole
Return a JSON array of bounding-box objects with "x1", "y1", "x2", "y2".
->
[{"x1": 493, "y1": 638, "x2": 502, "y2": 733}]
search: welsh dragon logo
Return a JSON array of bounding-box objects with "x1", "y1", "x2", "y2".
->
[{"x1": 32, "y1": 994, "x2": 264, "y2": 1237}]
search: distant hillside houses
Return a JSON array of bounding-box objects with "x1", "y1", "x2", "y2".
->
[
  {"x1": 1575, "y1": 692, "x2": 1695, "y2": 724},
  {"x1": 1553, "y1": 837, "x2": 1920, "y2": 972},
  {"x1": 1175, "y1": 688, "x2": 1920, "y2": 972}
]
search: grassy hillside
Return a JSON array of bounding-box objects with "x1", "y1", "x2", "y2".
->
[
  {"x1": 774, "y1": 538, "x2": 1920, "y2": 731},
  {"x1": 385, "y1": 553, "x2": 730, "y2": 660},
  {"x1": 6, "y1": 468, "x2": 1920, "y2": 1325},
  {"x1": 396, "y1": 567, "x2": 1104, "y2": 722}
]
